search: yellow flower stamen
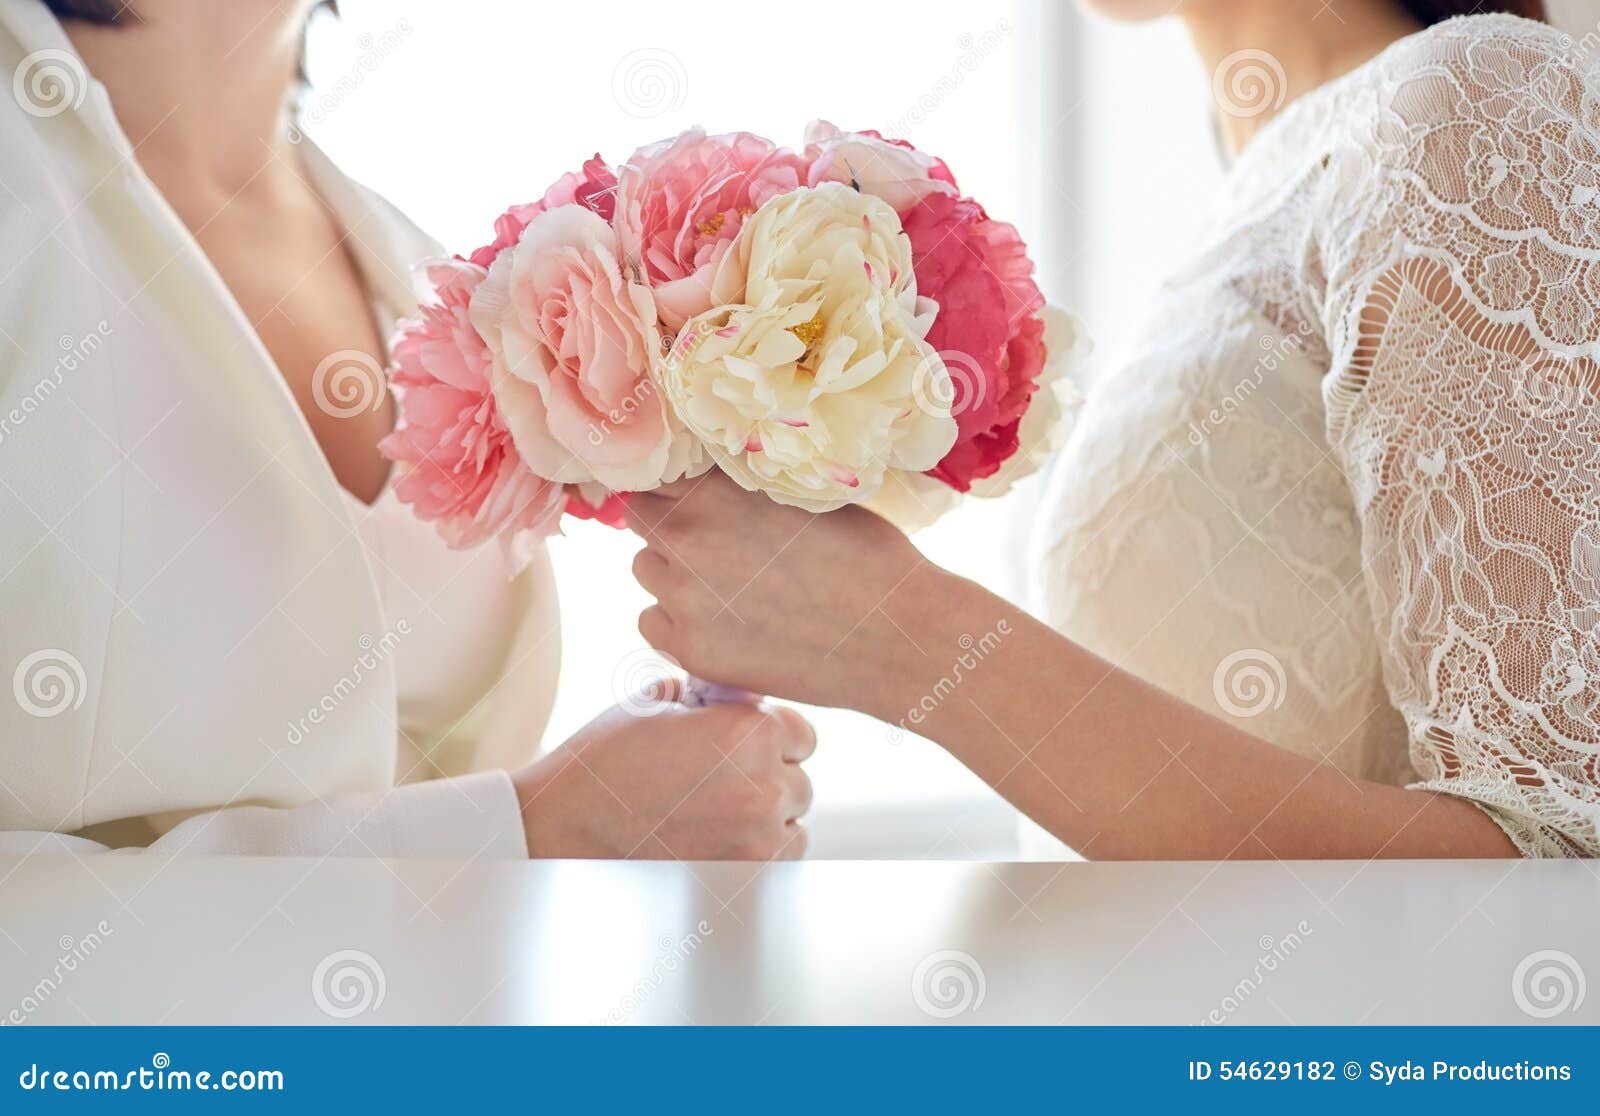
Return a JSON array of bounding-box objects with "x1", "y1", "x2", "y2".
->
[{"x1": 787, "y1": 309, "x2": 825, "y2": 352}]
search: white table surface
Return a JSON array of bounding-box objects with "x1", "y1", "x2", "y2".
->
[{"x1": 0, "y1": 855, "x2": 1595, "y2": 1025}]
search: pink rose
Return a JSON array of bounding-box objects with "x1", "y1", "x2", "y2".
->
[
  {"x1": 470, "y1": 204, "x2": 685, "y2": 493},
  {"x1": 615, "y1": 129, "x2": 804, "y2": 330},
  {"x1": 802, "y1": 120, "x2": 957, "y2": 214},
  {"x1": 900, "y1": 191, "x2": 1047, "y2": 491},
  {"x1": 380, "y1": 259, "x2": 565, "y2": 563},
  {"x1": 468, "y1": 155, "x2": 617, "y2": 268}
]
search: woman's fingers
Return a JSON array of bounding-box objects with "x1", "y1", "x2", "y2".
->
[
  {"x1": 782, "y1": 762, "x2": 814, "y2": 821},
  {"x1": 631, "y1": 547, "x2": 673, "y2": 597},
  {"x1": 774, "y1": 821, "x2": 809, "y2": 860},
  {"x1": 771, "y1": 704, "x2": 818, "y2": 763},
  {"x1": 638, "y1": 603, "x2": 674, "y2": 648},
  {"x1": 644, "y1": 673, "x2": 685, "y2": 705},
  {"x1": 626, "y1": 472, "x2": 756, "y2": 538}
]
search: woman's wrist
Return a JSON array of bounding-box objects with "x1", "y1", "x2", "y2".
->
[
  {"x1": 839, "y1": 562, "x2": 1001, "y2": 726},
  {"x1": 510, "y1": 749, "x2": 588, "y2": 858}
]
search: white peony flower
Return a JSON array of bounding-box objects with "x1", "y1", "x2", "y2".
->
[{"x1": 660, "y1": 184, "x2": 958, "y2": 512}]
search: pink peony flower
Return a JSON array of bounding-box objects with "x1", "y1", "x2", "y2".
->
[
  {"x1": 900, "y1": 191, "x2": 1047, "y2": 491},
  {"x1": 471, "y1": 204, "x2": 691, "y2": 493},
  {"x1": 468, "y1": 155, "x2": 617, "y2": 269},
  {"x1": 802, "y1": 120, "x2": 957, "y2": 214},
  {"x1": 615, "y1": 129, "x2": 804, "y2": 330},
  {"x1": 380, "y1": 258, "x2": 565, "y2": 566}
]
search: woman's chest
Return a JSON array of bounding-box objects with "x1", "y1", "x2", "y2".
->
[
  {"x1": 170, "y1": 186, "x2": 396, "y2": 503},
  {"x1": 1034, "y1": 280, "x2": 1409, "y2": 781}
]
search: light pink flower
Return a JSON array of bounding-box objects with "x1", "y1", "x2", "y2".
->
[
  {"x1": 615, "y1": 129, "x2": 804, "y2": 330},
  {"x1": 802, "y1": 120, "x2": 957, "y2": 214},
  {"x1": 380, "y1": 258, "x2": 564, "y2": 565},
  {"x1": 468, "y1": 155, "x2": 617, "y2": 269},
  {"x1": 471, "y1": 204, "x2": 687, "y2": 492}
]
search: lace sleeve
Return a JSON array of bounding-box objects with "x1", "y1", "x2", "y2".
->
[{"x1": 1321, "y1": 18, "x2": 1600, "y2": 855}]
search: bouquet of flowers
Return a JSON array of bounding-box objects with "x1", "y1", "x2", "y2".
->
[{"x1": 380, "y1": 123, "x2": 1087, "y2": 692}]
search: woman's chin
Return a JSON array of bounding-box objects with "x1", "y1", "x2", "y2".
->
[{"x1": 1078, "y1": 0, "x2": 1187, "y2": 22}]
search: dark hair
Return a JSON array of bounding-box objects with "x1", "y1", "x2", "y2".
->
[
  {"x1": 42, "y1": 0, "x2": 341, "y2": 22},
  {"x1": 44, "y1": 0, "x2": 1544, "y2": 28},
  {"x1": 1394, "y1": 0, "x2": 1545, "y2": 24},
  {"x1": 41, "y1": 0, "x2": 129, "y2": 20}
]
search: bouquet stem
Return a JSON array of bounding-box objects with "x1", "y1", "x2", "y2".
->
[{"x1": 683, "y1": 676, "x2": 760, "y2": 707}]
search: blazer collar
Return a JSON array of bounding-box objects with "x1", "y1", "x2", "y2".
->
[{"x1": 0, "y1": 0, "x2": 437, "y2": 326}]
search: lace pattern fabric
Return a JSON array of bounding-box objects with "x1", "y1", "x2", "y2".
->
[
  {"x1": 1319, "y1": 16, "x2": 1600, "y2": 853},
  {"x1": 1037, "y1": 14, "x2": 1600, "y2": 855}
]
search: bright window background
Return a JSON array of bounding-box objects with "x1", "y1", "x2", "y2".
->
[{"x1": 307, "y1": 1, "x2": 1223, "y2": 858}]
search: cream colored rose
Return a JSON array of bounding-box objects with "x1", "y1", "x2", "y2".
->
[{"x1": 661, "y1": 184, "x2": 958, "y2": 512}]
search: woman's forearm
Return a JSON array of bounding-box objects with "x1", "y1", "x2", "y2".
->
[
  {"x1": 854, "y1": 565, "x2": 1518, "y2": 859},
  {"x1": 626, "y1": 475, "x2": 1519, "y2": 858}
]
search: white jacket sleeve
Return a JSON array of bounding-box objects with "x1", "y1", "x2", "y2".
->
[{"x1": 0, "y1": 770, "x2": 527, "y2": 858}]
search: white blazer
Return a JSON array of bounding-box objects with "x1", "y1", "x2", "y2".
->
[{"x1": 0, "y1": 0, "x2": 559, "y2": 857}]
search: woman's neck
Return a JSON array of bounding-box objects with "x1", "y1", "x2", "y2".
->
[
  {"x1": 1179, "y1": 0, "x2": 1422, "y2": 154},
  {"x1": 63, "y1": 0, "x2": 314, "y2": 192}
]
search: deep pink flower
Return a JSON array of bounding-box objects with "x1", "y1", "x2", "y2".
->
[
  {"x1": 565, "y1": 489, "x2": 630, "y2": 528},
  {"x1": 380, "y1": 258, "x2": 564, "y2": 564},
  {"x1": 900, "y1": 192, "x2": 1047, "y2": 491},
  {"x1": 615, "y1": 129, "x2": 805, "y2": 329},
  {"x1": 467, "y1": 155, "x2": 617, "y2": 269}
]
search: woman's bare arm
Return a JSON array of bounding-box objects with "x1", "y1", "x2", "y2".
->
[{"x1": 627, "y1": 473, "x2": 1518, "y2": 860}]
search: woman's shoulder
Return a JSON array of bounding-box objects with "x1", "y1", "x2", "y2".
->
[
  {"x1": 1384, "y1": 10, "x2": 1574, "y2": 63},
  {"x1": 1361, "y1": 13, "x2": 1590, "y2": 133},
  {"x1": 1314, "y1": 14, "x2": 1600, "y2": 355},
  {"x1": 1321, "y1": 13, "x2": 1600, "y2": 241}
]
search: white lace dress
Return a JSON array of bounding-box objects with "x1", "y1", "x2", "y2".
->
[{"x1": 1035, "y1": 14, "x2": 1600, "y2": 856}]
